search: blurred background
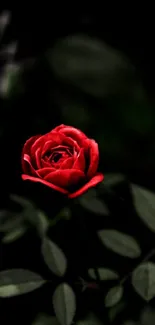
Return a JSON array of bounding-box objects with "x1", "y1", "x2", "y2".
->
[
  {"x1": 1, "y1": 8, "x2": 155, "y2": 194},
  {"x1": 0, "y1": 7, "x2": 155, "y2": 325}
]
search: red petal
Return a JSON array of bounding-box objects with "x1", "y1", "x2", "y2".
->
[
  {"x1": 35, "y1": 147, "x2": 42, "y2": 169},
  {"x1": 21, "y1": 174, "x2": 69, "y2": 194},
  {"x1": 62, "y1": 135, "x2": 80, "y2": 152},
  {"x1": 41, "y1": 159, "x2": 51, "y2": 168},
  {"x1": 87, "y1": 139, "x2": 99, "y2": 178},
  {"x1": 60, "y1": 157, "x2": 74, "y2": 169},
  {"x1": 73, "y1": 148, "x2": 85, "y2": 171},
  {"x1": 52, "y1": 124, "x2": 67, "y2": 132},
  {"x1": 31, "y1": 132, "x2": 64, "y2": 157},
  {"x1": 68, "y1": 173, "x2": 104, "y2": 198},
  {"x1": 41, "y1": 140, "x2": 54, "y2": 156},
  {"x1": 44, "y1": 169, "x2": 85, "y2": 188},
  {"x1": 53, "y1": 125, "x2": 87, "y2": 146},
  {"x1": 37, "y1": 167, "x2": 56, "y2": 178},
  {"x1": 23, "y1": 154, "x2": 39, "y2": 177},
  {"x1": 31, "y1": 135, "x2": 44, "y2": 157},
  {"x1": 21, "y1": 135, "x2": 40, "y2": 172},
  {"x1": 41, "y1": 132, "x2": 76, "y2": 155}
]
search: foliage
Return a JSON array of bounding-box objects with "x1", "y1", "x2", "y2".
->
[{"x1": 1, "y1": 9, "x2": 155, "y2": 325}]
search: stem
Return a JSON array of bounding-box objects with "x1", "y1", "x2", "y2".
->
[
  {"x1": 49, "y1": 207, "x2": 71, "y2": 227},
  {"x1": 73, "y1": 205, "x2": 111, "y2": 325},
  {"x1": 120, "y1": 247, "x2": 155, "y2": 285},
  {"x1": 75, "y1": 207, "x2": 101, "y2": 284}
]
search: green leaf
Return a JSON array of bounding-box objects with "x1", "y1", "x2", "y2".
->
[
  {"x1": 103, "y1": 173, "x2": 125, "y2": 187},
  {"x1": 0, "y1": 210, "x2": 23, "y2": 232},
  {"x1": 98, "y1": 229, "x2": 141, "y2": 258},
  {"x1": 10, "y1": 195, "x2": 38, "y2": 228},
  {"x1": 41, "y1": 238, "x2": 67, "y2": 277},
  {"x1": 104, "y1": 285, "x2": 123, "y2": 307},
  {"x1": 79, "y1": 189, "x2": 109, "y2": 216},
  {"x1": 10, "y1": 194, "x2": 35, "y2": 210},
  {"x1": 61, "y1": 101, "x2": 90, "y2": 130},
  {"x1": 10, "y1": 195, "x2": 49, "y2": 237},
  {"x1": 140, "y1": 306, "x2": 155, "y2": 325},
  {"x1": 53, "y1": 283, "x2": 76, "y2": 325},
  {"x1": 76, "y1": 312, "x2": 103, "y2": 325},
  {"x1": 49, "y1": 35, "x2": 135, "y2": 98},
  {"x1": 2, "y1": 225, "x2": 26, "y2": 243},
  {"x1": 1, "y1": 63, "x2": 21, "y2": 98},
  {"x1": 0, "y1": 11, "x2": 10, "y2": 36},
  {"x1": 54, "y1": 207, "x2": 72, "y2": 224},
  {"x1": 59, "y1": 207, "x2": 71, "y2": 220},
  {"x1": 108, "y1": 301, "x2": 126, "y2": 322},
  {"x1": 0, "y1": 269, "x2": 46, "y2": 297},
  {"x1": 37, "y1": 210, "x2": 49, "y2": 237},
  {"x1": 131, "y1": 184, "x2": 155, "y2": 232},
  {"x1": 123, "y1": 320, "x2": 137, "y2": 325},
  {"x1": 88, "y1": 267, "x2": 119, "y2": 280},
  {"x1": 132, "y1": 262, "x2": 155, "y2": 301},
  {"x1": 33, "y1": 314, "x2": 59, "y2": 325}
]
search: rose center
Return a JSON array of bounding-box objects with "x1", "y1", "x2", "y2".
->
[
  {"x1": 52, "y1": 153, "x2": 62, "y2": 163},
  {"x1": 43, "y1": 145, "x2": 74, "y2": 167}
]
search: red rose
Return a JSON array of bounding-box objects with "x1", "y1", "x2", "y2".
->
[{"x1": 21, "y1": 124, "x2": 104, "y2": 198}]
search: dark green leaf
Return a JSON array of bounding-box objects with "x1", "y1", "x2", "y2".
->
[
  {"x1": 41, "y1": 238, "x2": 67, "y2": 277},
  {"x1": 80, "y1": 189, "x2": 109, "y2": 216},
  {"x1": 1, "y1": 63, "x2": 20, "y2": 98},
  {"x1": 0, "y1": 11, "x2": 10, "y2": 36},
  {"x1": 104, "y1": 286, "x2": 123, "y2": 307},
  {"x1": 103, "y1": 173, "x2": 125, "y2": 187},
  {"x1": 2, "y1": 225, "x2": 26, "y2": 243},
  {"x1": 132, "y1": 262, "x2": 155, "y2": 301},
  {"x1": 37, "y1": 210, "x2": 49, "y2": 237},
  {"x1": 98, "y1": 229, "x2": 141, "y2": 258},
  {"x1": 76, "y1": 312, "x2": 103, "y2": 325},
  {"x1": 33, "y1": 314, "x2": 59, "y2": 325},
  {"x1": 140, "y1": 306, "x2": 155, "y2": 325},
  {"x1": 88, "y1": 267, "x2": 119, "y2": 280},
  {"x1": 10, "y1": 195, "x2": 49, "y2": 237},
  {"x1": 132, "y1": 184, "x2": 155, "y2": 232},
  {"x1": 108, "y1": 301, "x2": 126, "y2": 322},
  {"x1": 53, "y1": 283, "x2": 76, "y2": 325},
  {"x1": 49, "y1": 35, "x2": 135, "y2": 98},
  {"x1": 0, "y1": 269, "x2": 45, "y2": 297},
  {"x1": 0, "y1": 210, "x2": 23, "y2": 232},
  {"x1": 123, "y1": 320, "x2": 137, "y2": 325}
]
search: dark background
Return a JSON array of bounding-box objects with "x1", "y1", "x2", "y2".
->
[{"x1": 0, "y1": 8, "x2": 155, "y2": 325}]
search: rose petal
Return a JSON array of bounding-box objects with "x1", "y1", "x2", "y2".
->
[
  {"x1": 49, "y1": 145, "x2": 72, "y2": 156},
  {"x1": 35, "y1": 147, "x2": 42, "y2": 169},
  {"x1": 53, "y1": 124, "x2": 87, "y2": 146},
  {"x1": 31, "y1": 132, "x2": 62, "y2": 157},
  {"x1": 60, "y1": 157, "x2": 74, "y2": 169},
  {"x1": 44, "y1": 169, "x2": 85, "y2": 188},
  {"x1": 68, "y1": 173, "x2": 104, "y2": 198},
  {"x1": 41, "y1": 132, "x2": 78, "y2": 156},
  {"x1": 73, "y1": 148, "x2": 85, "y2": 171},
  {"x1": 41, "y1": 159, "x2": 51, "y2": 168},
  {"x1": 21, "y1": 174, "x2": 69, "y2": 194},
  {"x1": 86, "y1": 139, "x2": 99, "y2": 178},
  {"x1": 50, "y1": 129, "x2": 80, "y2": 152},
  {"x1": 23, "y1": 154, "x2": 39, "y2": 177},
  {"x1": 52, "y1": 124, "x2": 68, "y2": 132},
  {"x1": 21, "y1": 135, "x2": 40, "y2": 172},
  {"x1": 62, "y1": 136, "x2": 81, "y2": 152},
  {"x1": 37, "y1": 167, "x2": 56, "y2": 178},
  {"x1": 31, "y1": 135, "x2": 44, "y2": 157},
  {"x1": 41, "y1": 140, "x2": 54, "y2": 156}
]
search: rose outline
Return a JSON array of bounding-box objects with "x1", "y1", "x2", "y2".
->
[{"x1": 21, "y1": 124, "x2": 104, "y2": 198}]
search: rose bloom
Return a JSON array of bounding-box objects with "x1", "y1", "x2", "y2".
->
[{"x1": 21, "y1": 124, "x2": 104, "y2": 198}]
